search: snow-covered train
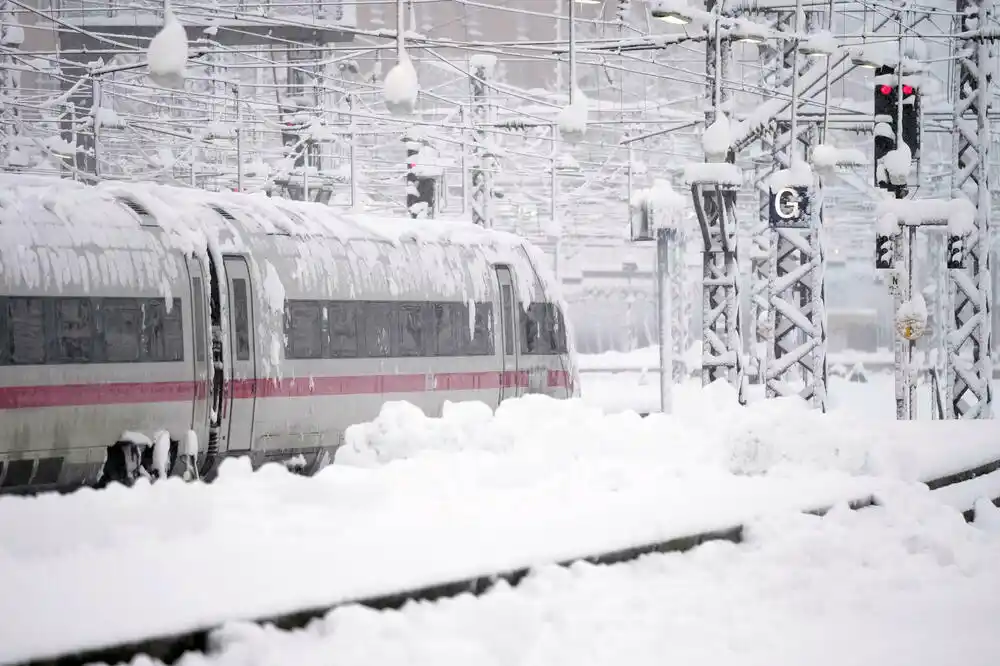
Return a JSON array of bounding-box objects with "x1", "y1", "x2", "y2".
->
[{"x1": 0, "y1": 177, "x2": 578, "y2": 493}]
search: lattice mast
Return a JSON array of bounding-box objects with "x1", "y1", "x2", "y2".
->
[
  {"x1": 948, "y1": 0, "x2": 994, "y2": 418},
  {"x1": 694, "y1": 0, "x2": 746, "y2": 401},
  {"x1": 749, "y1": 17, "x2": 783, "y2": 385},
  {"x1": 762, "y1": 6, "x2": 828, "y2": 410},
  {"x1": 0, "y1": 0, "x2": 21, "y2": 166}
]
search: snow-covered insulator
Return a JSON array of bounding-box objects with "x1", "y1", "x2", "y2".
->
[
  {"x1": 383, "y1": 54, "x2": 419, "y2": 117},
  {"x1": 147, "y1": 9, "x2": 188, "y2": 89},
  {"x1": 557, "y1": 92, "x2": 588, "y2": 145}
]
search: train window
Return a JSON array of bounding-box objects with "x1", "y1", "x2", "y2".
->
[
  {"x1": 143, "y1": 299, "x2": 184, "y2": 362},
  {"x1": 0, "y1": 298, "x2": 7, "y2": 365},
  {"x1": 364, "y1": 302, "x2": 392, "y2": 358},
  {"x1": 232, "y1": 280, "x2": 250, "y2": 361},
  {"x1": 192, "y1": 278, "x2": 207, "y2": 362},
  {"x1": 7, "y1": 298, "x2": 45, "y2": 365},
  {"x1": 53, "y1": 298, "x2": 94, "y2": 363},
  {"x1": 500, "y1": 285, "x2": 515, "y2": 356},
  {"x1": 452, "y1": 302, "x2": 472, "y2": 355},
  {"x1": 284, "y1": 300, "x2": 324, "y2": 359},
  {"x1": 433, "y1": 303, "x2": 460, "y2": 356},
  {"x1": 520, "y1": 303, "x2": 542, "y2": 355},
  {"x1": 552, "y1": 305, "x2": 568, "y2": 354},
  {"x1": 521, "y1": 303, "x2": 554, "y2": 355},
  {"x1": 328, "y1": 302, "x2": 359, "y2": 358},
  {"x1": 470, "y1": 302, "x2": 494, "y2": 356},
  {"x1": 101, "y1": 299, "x2": 142, "y2": 363},
  {"x1": 397, "y1": 303, "x2": 428, "y2": 357}
]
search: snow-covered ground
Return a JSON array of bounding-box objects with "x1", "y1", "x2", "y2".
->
[
  {"x1": 148, "y1": 487, "x2": 1000, "y2": 666},
  {"x1": 578, "y1": 346, "x2": 998, "y2": 419},
  {"x1": 1, "y1": 379, "x2": 999, "y2": 663},
  {"x1": 581, "y1": 371, "x2": 1000, "y2": 419}
]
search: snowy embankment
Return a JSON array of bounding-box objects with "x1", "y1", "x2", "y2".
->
[{"x1": 1, "y1": 386, "x2": 999, "y2": 663}]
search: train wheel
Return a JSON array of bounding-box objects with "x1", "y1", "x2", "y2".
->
[{"x1": 98, "y1": 442, "x2": 143, "y2": 488}]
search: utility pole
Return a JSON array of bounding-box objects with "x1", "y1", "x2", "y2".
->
[
  {"x1": 949, "y1": 0, "x2": 994, "y2": 419},
  {"x1": 348, "y1": 93, "x2": 359, "y2": 210},
  {"x1": 657, "y1": 227, "x2": 675, "y2": 414},
  {"x1": 233, "y1": 83, "x2": 243, "y2": 192}
]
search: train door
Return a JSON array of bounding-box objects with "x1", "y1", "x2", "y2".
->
[
  {"x1": 223, "y1": 256, "x2": 257, "y2": 451},
  {"x1": 495, "y1": 265, "x2": 520, "y2": 402},
  {"x1": 187, "y1": 256, "x2": 211, "y2": 435}
]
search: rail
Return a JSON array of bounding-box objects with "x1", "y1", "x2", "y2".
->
[{"x1": 18, "y1": 458, "x2": 1000, "y2": 666}]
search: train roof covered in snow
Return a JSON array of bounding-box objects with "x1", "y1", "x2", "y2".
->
[{"x1": 0, "y1": 177, "x2": 562, "y2": 309}]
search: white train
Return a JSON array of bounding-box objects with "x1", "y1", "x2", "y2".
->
[{"x1": 0, "y1": 177, "x2": 578, "y2": 493}]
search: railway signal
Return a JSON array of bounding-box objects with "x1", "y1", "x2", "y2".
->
[
  {"x1": 875, "y1": 232, "x2": 895, "y2": 270},
  {"x1": 873, "y1": 65, "x2": 921, "y2": 192},
  {"x1": 404, "y1": 133, "x2": 437, "y2": 219}
]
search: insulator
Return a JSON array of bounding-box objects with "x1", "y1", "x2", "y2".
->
[{"x1": 617, "y1": 0, "x2": 631, "y2": 24}]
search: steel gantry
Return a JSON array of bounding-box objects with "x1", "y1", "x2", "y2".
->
[
  {"x1": 753, "y1": 8, "x2": 829, "y2": 409},
  {"x1": 948, "y1": 0, "x2": 994, "y2": 419},
  {"x1": 690, "y1": 1, "x2": 747, "y2": 401}
]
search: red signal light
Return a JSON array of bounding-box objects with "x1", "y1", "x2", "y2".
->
[
  {"x1": 879, "y1": 85, "x2": 892, "y2": 95},
  {"x1": 902, "y1": 84, "x2": 914, "y2": 95}
]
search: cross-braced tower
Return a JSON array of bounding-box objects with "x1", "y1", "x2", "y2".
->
[
  {"x1": 948, "y1": 0, "x2": 994, "y2": 418},
  {"x1": 758, "y1": 12, "x2": 828, "y2": 410},
  {"x1": 690, "y1": 2, "x2": 746, "y2": 401},
  {"x1": 1, "y1": 0, "x2": 22, "y2": 167}
]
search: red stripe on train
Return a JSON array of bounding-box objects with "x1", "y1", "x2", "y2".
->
[
  {"x1": 0, "y1": 369, "x2": 571, "y2": 410},
  {"x1": 0, "y1": 381, "x2": 198, "y2": 409}
]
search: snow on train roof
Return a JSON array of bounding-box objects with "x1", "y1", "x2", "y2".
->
[{"x1": 0, "y1": 178, "x2": 566, "y2": 313}]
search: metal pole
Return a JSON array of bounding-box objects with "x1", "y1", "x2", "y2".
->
[
  {"x1": 396, "y1": 0, "x2": 405, "y2": 60},
  {"x1": 896, "y1": 13, "x2": 905, "y2": 150},
  {"x1": 893, "y1": 10, "x2": 908, "y2": 420},
  {"x1": 234, "y1": 84, "x2": 243, "y2": 193},
  {"x1": 626, "y1": 131, "x2": 634, "y2": 204},
  {"x1": 302, "y1": 142, "x2": 309, "y2": 201},
  {"x1": 554, "y1": 235, "x2": 562, "y2": 283},
  {"x1": 568, "y1": 0, "x2": 576, "y2": 103},
  {"x1": 348, "y1": 93, "x2": 359, "y2": 209},
  {"x1": 714, "y1": 14, "x2": 722, "y2": 113},
  {"x1": 550, "y1": 126, "x2": 558, "y2": 230},
  {"x1": 821, "y1": 0, "x2": 834, "y2": 141},
  {"x1": 460, "y1": 106, "x2": 469, "y2": 216},
  {"x1": 907, "y1": 225, "x2": 917, "y2": 419},
  {"x1": 91, "y1": 78, "x2": 101, "y2": 179},
  {"x1": 790, "y1": 0, "x2": 802, "y2": 163},
  {"x1": 891, "y1": 226, "x2": 906, "y2": 419},
  {"x1": 657, "y1": 227, "x2": 674, "y2": 414}
]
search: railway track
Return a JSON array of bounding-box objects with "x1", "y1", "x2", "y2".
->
[{"x1": 15, "y1": 461, "x2": 1000, "y2": 666}]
